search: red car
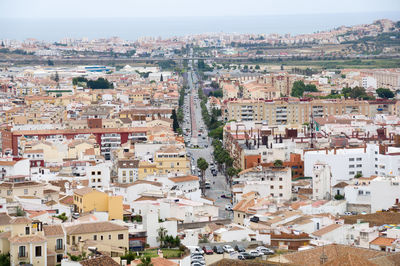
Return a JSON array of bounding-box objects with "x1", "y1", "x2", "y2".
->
[{"x1": 202, "y1": 246, "x2": 214, "y2": 255}]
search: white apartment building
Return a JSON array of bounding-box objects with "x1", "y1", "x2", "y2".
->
[
  {"x1": 344, "y1": 176, "x2": 400, "y2": 213},
  {"x1": 86, "y1": 162, "x2": 111, "y2": 191},
  {"x1": 362, "y1": 76, "x2": 377, "y2": 89},
  {"x1": 304, "y1": 144, "x2": 400, "y2": 184},
  {"x1": 117, "y1": 160, "x2": 139, "y2": 183},
  {"x1": 312, "y1": 162, "x2": 332, "y2": 200},
  {"x1": 235, "y1": 166, "x2": 292, "y2": 201}
]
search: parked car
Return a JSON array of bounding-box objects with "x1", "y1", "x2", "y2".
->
[
  {"x1": 191, "y1": 263, "x2": 205, "y2": 266},
  {"x1": 250, "y1": 216, "x2": 260, "y2": 223},
  {"x1": 213, "y1": 246, "x2": 224, "y2": 254},
  {"x1": 248, "y1": 250, "x2": 262, "y2": 257},
  {"x1": 237, "y1": 254, "x2": 245, "y2": 260},
  {"x1": 240, "y1": 252, "x2": 256, "y2": 259},
  {"x1": 256, "y1": 246, "x2": 274, "y2": 255},
  {"x1": 202, "y1": 246, "x2": 213, "y2": 255},
  {"x1": 344, "y1": 212, "x2": 352, "y2": 216},
  {"x1": 235, "y1": 245, "x2": 245, "y2": 252},
  {"x1": 72, "y1": 212, "x2": 80, "y2": 219},
  {"x1": 223, "y1": 245, "x2": 235, "y2": 253},
  {"x1": 225, "y1": 204, "x2": 233, "y2": 211}
]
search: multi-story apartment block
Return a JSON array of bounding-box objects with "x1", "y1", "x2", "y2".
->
[{"x1": 223, "y1": 98, "x2": 399, "y2": 124}]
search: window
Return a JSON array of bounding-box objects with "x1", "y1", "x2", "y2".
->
[
  {"x1": 56, "y1": 239, "x2": 63, "y2": 250},
  {"x1": 97, "y1": 171, "x2": 101, "y2": 175},
  {"x1": 279, "y1": 193, "x2": 283, "y2": 197},
  {"x1": 101, "y1": 235, "x2": 103, "y2": 240},
  {"x1": 57, "y1": 254, "x2": 63, "y2": 263},
  {"x1": 356, "y1": 164, "x2": 362, "y2": 168},
  {"x1": 349, "y1": 158, "x2": 354, "y2": 161},
  {"x1": 349, "y1": 165, "x2": 354, "y2": 168},
  {"x1": 270, "y1": 185, "x2": 274, "y2": 189},
  {"x1": 35, "y1": 246, "x2": 42, "y2": 257},
  {"x1": 349, "y1": 171, "x2": 355, "y2": 175},
  {"x1": 7, "y1": 190, "x2": 11, "y2": 196},
  {"x1": 92, "y1": 171, "x2": 95, "y2": 175},
  {"x1": 122, "y1": 171, "x2": 126, "y2": 176},
  {"x1": 279, "y1": 177, "x2": 283, "y2": 181},
  {"x1": 94, "y1": 235, "x2": 97, "y2": 240},
  {"x1": 356, "y1": 158, "x2": 362, "y2": 161},
  {"x1": 25, "y1": 226, "x2": 30, "y2": 235},
  {"x1": 109, "y1": 235, "x2": 111, "y2": 240},
  {"x1": 19, "y1": 246, "x2": 26, "y2": 257},
  {"x1": 238, "y1": 214, "x2": 240, "y2": 218},
  {"x1": 24, "y1": 189, "x2": 28, "y2": 195},
  {"x1": 118, "y1": 234, "x2": 124, "y2": 240},
  {"x1": 279, "y1": 186, "x2": 283, "y2": 189},
  {"x1": 270, "y1": 193, "x2": 274, "y2": 197}
]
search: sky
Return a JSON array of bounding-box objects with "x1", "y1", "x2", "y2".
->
[{"x1": 1, "y1": 0, "x2": 400, "y2": 18}]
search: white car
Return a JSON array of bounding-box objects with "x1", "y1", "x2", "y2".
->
[
  {"x1": 248, "y1": 249, "x2": 262, "y2": 257},
  {"x1": 222, "y1": 245, "x2": 235, "y2": 253},
  {"x1": 256, "y1": 246, "x2": 274, "y2": 255}
]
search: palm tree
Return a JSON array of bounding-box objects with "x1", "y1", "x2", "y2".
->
[
  {"x1": 157, "y1": 227, "x2": 167, "y2": 248},
  {"x1": 138, "y1": 256, "x2": 153, "y2": 266}
]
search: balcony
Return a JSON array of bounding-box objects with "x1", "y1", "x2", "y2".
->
[
  {"x1": 55, "y1": 244, "x2": 64, "y2": 252},
  {"x1": 18, "y1": 252, "x2": 28, "y2": 259}
]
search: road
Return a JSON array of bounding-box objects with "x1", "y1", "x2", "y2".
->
[{"x1": 182, "y1": 59, "x2": 232, "y2": 219}]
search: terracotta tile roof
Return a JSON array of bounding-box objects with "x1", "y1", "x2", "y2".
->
[
  {"x1": 369, "y1": 252, "x2": 400, "y2": 266},
  {"x1": 74, "y1": 187, "x2": 94, "y2": 196},
  {"x1": 312, "y1": 224, "x2": 342, "y2": 237},
  {"x1": 43, "y1": 224, "x2": 64, "y2": 237},
  {"x1": 0, "y1": 213, "x2": 11, "y2": 226},
  {"x1": 114, "y1": 180, "x2": 162, "y2": 188},
  {"x1": 0, "y1": 161, "x2": 17, "y2": 166},
  {"x1": 298, "y1": 188, "x2": 313, "y2": 194},
  {"x1": 10, "y1": 217, "x2": 32, "y2": 224},
  {"x1": 282, "y1": 244, "x2": 384, "y2": 266},
  {"x1": 324, "y1": 253, "x2": 377, "y2": 266},
  {"x1": 168, "y1": 175, "x2": 198, "y2": 183},
  {"x1": 342, "y1": 212, "x2": 400, "y2": 227},
  {"x1": 9, "y1": 235, "x2": 47, "y2": 244},
  {"x1": 370, "y1": 237, "x2": 396, "y2": 246},
  {"x1": 28, "y1": 210, "x2": 48, "y2": 218},
  {"x1": 131, "y1": 257, "x2": 178, "y2": 266},
  {"x1": 134, "y1": 196, "x2": 162, "y2": 201},
  {"x1": 80, "y1": 255, "x2": 119, "y2": 266},
  {"x1": 59, "y1": 195, "x2": 74, "y2": 205},
  {"x1": 118, "y1": 159, "x2": 139, "y2": 168},
  {"x1": 333, "y1": 181, "x2": 349, "y2": 188},
  {"x1": 65, "y1": 221, "x2": 127, "y2": 235},
  {"x1": 0, "y1": 231, "x2": 10, "y2": 239}
]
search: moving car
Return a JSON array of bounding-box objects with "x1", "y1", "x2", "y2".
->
[
  {"x1": 202, "y1": 246, "x2": 213, "y2": 255},
  {"x1": 223, "y1": 245, "x2": 235, "y2": 253}
]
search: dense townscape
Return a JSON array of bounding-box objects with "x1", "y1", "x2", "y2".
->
[{"x1": 0, "y1": 17, "x2": 400, "y2": 266}]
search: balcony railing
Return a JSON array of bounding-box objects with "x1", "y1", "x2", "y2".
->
[
  {"x1": 55, "y1": 244, "x2": 64, "y2": 251},
  {"x1": 18, "y1": 252, "x2": 28, "y2": 258}
]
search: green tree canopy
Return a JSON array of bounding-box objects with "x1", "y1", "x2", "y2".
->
[{"x1": 376, "y1": 88, "x2": 394, "y2": 99}]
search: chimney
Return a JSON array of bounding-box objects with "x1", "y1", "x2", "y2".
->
[{"x1": 334, "y1": 148, "x2": 336, "y2": 155}]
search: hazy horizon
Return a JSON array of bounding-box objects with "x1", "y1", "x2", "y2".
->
[{"x1": 1, "y1": 11, "x2": 399, "y2": 42}]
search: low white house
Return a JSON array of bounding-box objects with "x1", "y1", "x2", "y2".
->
[{"x1": 344, "y1": 176, "x2": 400, "y2": 213}]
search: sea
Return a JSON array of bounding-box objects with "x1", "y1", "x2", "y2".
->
[{"x1": 0, "y1": 11, "x2": 399, "y2": 41}]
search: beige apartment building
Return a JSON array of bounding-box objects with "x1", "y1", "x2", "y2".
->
[
  {"x1": 0, "y1": 217, "x2": 66, "y2": 266},
  {"x1": 223, "y1": 98, "x2": 399, "y2": 125},
  {"x1": 65, "y1": 221, "x2": 128, "y2": 257}
]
